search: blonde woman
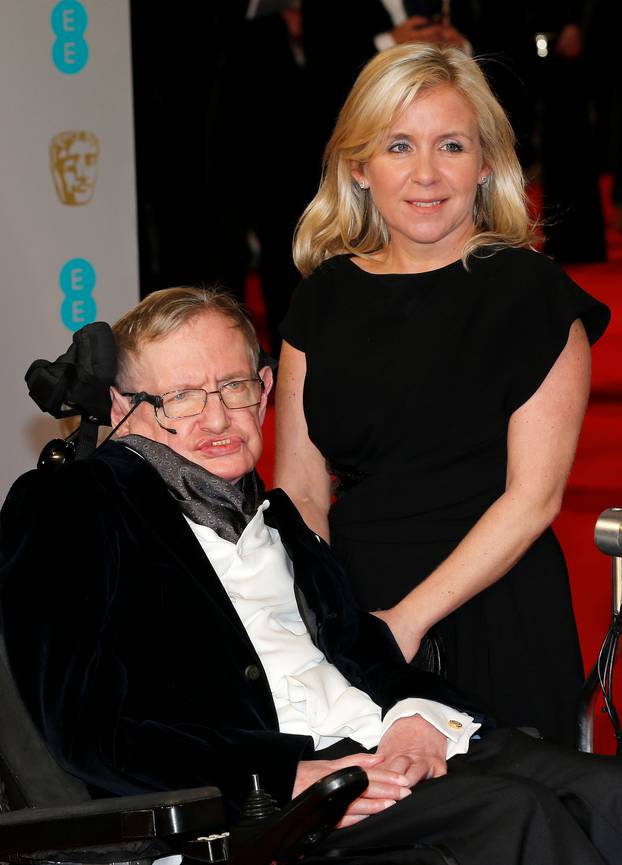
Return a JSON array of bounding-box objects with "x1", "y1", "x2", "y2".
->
[{"x1": 275, "y1": 43, "x2": 610, "y2": 745}]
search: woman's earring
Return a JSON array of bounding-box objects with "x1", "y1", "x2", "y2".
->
[
  {"x1": 359, "y1": 181, "x2": 368, "y2": 190},
  {"x1": 480, "y1": 175, "x2": 489, "y2": 185}
]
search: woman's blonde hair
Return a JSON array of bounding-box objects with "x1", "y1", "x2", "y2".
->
[
  {"x1": 112, "y1": 286, "x2": 260, "y2": 390},
  {"x1": 294, "y1": 42, "x2": 536, "y2": 276}
]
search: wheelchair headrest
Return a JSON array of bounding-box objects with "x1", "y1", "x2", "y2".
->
[{"x1": 25, "y1": 323, "x2": 117, "y2": 426}]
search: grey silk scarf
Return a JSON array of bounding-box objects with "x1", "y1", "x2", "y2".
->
[{"x1": 121, "y1": 434, "x2": 265, "y2": 543}]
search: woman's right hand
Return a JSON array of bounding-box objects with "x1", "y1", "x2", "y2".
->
[{"x1": 371, "y1": 606, "x2": 423, "y2": 663}]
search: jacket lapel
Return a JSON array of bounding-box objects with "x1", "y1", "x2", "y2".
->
[{"x1": 98, "y1": 443, "x2": 253, "y2": 645}]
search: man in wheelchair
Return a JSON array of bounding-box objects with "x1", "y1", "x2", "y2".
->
[{"x1": 1, "y1": 287, "x2": 621, "y2": 865}]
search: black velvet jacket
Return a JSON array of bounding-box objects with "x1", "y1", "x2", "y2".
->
[{"x1": 0, "y1": 442, "x2": 480, "y2": 817}]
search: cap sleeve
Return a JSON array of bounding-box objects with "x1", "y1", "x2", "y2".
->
[
  {"x1": 505, "y1": 257, "x2": 610, "y2": 415},
  {"x1": 280, "y1": 278, "x2": 310, "y2": 351},
  {"x1": 280, "y1": 263, "x2": 329, "y2": 353}
]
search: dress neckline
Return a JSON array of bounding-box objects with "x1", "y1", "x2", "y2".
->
[{"x1": 342, "y1": 254, "x2": 466, "y2": 280}]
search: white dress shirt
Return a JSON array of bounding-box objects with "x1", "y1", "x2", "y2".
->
[{"x1": 185, "y1": 500, "x2": 479, "y2": 758}]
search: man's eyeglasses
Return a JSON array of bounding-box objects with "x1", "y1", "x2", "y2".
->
[{"x1": 122, "y1": 379, "x2": 264, "y2": 423}]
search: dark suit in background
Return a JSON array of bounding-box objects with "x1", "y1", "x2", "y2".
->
[{"x1": 131, "y1": 2, "x2": 313, "y2": 354}]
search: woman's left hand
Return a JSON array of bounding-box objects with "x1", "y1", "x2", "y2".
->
[{"x1": 371, "y1": 607, "x2": 422, "y2": 662}]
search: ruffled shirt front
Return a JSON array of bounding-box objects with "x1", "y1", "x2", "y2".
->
[{"x1": 186, "y1": 501, "x2": 478, "y2": 755}]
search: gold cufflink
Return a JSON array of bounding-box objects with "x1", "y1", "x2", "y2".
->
[{"x1": 448, "y1": 720, "x2": 463, "y2": 729}]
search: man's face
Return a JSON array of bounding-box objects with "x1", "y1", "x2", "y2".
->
[{"x1": 112, "y1": 312, "x2": 272, "y2": 483}]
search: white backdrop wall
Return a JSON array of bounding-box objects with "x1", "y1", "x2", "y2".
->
[{"x1": 0, "y1": 0, "x2": 138, "y2": 497}]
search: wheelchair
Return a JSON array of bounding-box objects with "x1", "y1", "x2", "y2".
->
[{"x1": 0, "y1": 619, "x2": 368, "y2": 865}]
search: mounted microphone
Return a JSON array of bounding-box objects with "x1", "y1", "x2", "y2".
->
[
  {"x1": 127, "y1": 391, "x2": 177, "y2": 435},
  {"x1": 101, "y1": 392, "x2": 178, "y2": 447}
]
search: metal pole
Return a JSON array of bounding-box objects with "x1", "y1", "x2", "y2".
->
[
  {"x1": 578, "y1": 509, "x2": 622, "y2": 752},
  {"x1": 612, "y1": 555, "x2": 622, "y2": 618}
]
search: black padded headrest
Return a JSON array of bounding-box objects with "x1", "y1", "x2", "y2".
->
[{"x1": 25, "y1": 323, "x2": 117, "y2": 425}]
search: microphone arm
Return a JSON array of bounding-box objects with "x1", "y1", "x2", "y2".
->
[{"x1": 99, "y1": 392, "x2": 178, "y2": 447}]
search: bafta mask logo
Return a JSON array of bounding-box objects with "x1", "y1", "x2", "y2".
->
[{"x1": 50, "y1": 130, "x2": 100, "y2": 206}]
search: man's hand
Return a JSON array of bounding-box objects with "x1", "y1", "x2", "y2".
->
[
  {"x1": 293, "y1": 753, "x2": 412, "y2": 828},
  {"x1": 391, "y1": 15, "x2": 443, "y2": 45},
  {"x1": 371, "y1": 606, "x2": 422, "y2": 662},
  {"x1": 438, "y1": 23, "x2": 468, "y2": 49},
  {"x1": 555, "y1": 23, "x2": 582, "y2": 59},
  {"x1": 376, "y1": 715, "x2": 448, "y2": 787},
  {"x1": 391, "y1": 15, "x2": 467, "y2": 51}
]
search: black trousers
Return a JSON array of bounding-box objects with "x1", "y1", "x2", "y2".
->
[{"x1": 307, "y1": 730, "x2": 622, "y2": 865}]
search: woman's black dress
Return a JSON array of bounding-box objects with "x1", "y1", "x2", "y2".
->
[{"x1": 280, "y1": 247, "x2": 610, "y2": 745}]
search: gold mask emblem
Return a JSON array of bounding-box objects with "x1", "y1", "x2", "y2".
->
[{"x1": 50, "y1": 130, "x2": 100, "y2": 206}]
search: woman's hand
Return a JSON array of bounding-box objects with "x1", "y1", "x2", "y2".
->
[
  {"x1": 293, "y1": 753, "x2": 412, "y2": 828},
  {"x1": 371, "y1": 607, "x2": 422, "y2": 662}
]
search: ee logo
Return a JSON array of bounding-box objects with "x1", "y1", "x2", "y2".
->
[
  {"x1": 51, "y1": 0, "x2": 89, "y2": 75},
  {"x1": 60, "y1": 259, "x2": 97, "y2": 332}
]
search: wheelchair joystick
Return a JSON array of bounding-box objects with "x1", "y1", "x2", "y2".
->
[{"x1": 237, "y1": 774, "x2": 280, "y2": 826}]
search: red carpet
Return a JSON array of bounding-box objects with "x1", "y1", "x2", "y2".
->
[{"x1": 249, "y1": 179, "x2": 622, "y2": 753}]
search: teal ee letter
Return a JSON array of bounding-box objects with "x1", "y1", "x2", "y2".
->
[
  {"x1": 60, "y1": 258, "x2": 96, "y2": 331},
  {"x1": 51, "y1": 0, "x2": 89, "y2": 75}
]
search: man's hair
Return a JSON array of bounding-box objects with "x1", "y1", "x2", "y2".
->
[
  {"x1": 294, "y1": 42, "x2": 536, "y2": 276},
  {"x1": 112, "y1": 286, "x2": 260, "y2": 390}
]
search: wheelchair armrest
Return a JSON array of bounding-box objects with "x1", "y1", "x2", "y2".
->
[
  {"x1": 184, "y1": 767, "x2": 369, "y2": 865},
  {"x1": 0, "y1": 786, "x2": 225, "y2": 856}
]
